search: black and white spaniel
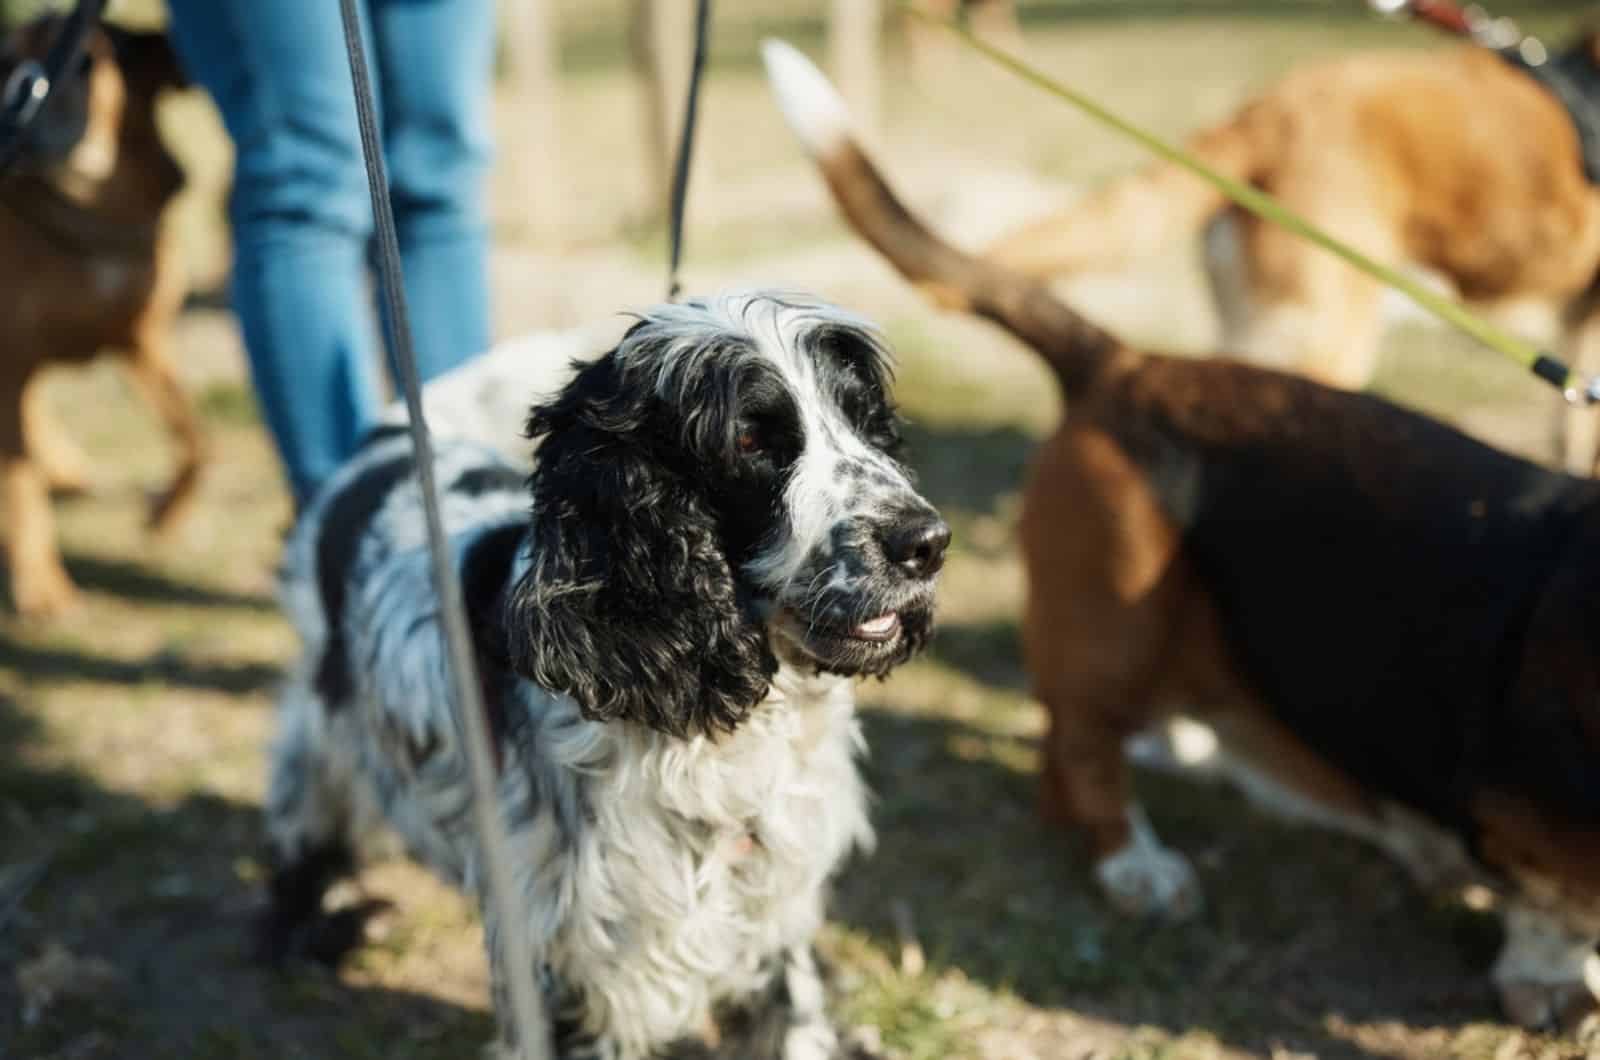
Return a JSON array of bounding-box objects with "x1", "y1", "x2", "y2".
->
[{"x1": 260, "y1": 291, "x2": 950, "y2": 1059}]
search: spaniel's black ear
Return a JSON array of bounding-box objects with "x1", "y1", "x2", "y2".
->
[{"x1": 504, "y1": 354, "x2": 776, "y2": 737}]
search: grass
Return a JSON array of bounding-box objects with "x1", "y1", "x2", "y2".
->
[
  {"x1": 197, "y1": 382, "x2": 262, "y2": 427},
  {"x1": 2, "y1": 7, "x2": 1597, "y2": 1060}
]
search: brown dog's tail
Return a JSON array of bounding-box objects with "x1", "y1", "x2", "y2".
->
[
  {"x1": 762, "y1": 40, "x2": 1129, "y2": 396},
  {"x1": 982, "y1": 105, "x2": 1266, "y2": 279}
]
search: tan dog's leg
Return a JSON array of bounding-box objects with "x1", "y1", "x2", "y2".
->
[
  {"x1": 125, "y1": 333, "x2": 204, "y2": 535},
  {"x1": 990, "y1": 161, "x2": 1230, "y2": 281},
  {"x1": 1023, "y1": 426, "x2": 1201, "y2": 919},
  {"x1": 1220, "y1": 208, "x2": 1388, "y2": 389},
  {"x1": 21, "y1": 381, "x2": 92, "y2": 494},
  {"x1": 2, "y1": 380, "x2": 76, "y2": 617}
]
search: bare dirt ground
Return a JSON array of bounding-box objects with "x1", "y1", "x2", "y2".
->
[{"x1": 4, "y1": 5, "x2": 1599, "y2": 1058}]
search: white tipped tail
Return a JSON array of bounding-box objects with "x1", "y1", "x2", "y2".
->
[
  {"x1": 761, "y1": 39, "x2": 853, "y2": 158},
  {"x1": 760, "y1": 35, "x2": 1127, "y2": 395}
]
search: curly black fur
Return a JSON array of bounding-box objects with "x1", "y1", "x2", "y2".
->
[{"x1": 505, "y1": 349, "x2": 777, "y2": 738}]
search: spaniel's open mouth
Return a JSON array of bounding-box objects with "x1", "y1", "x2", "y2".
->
[
  {"x1": 772, "y1": 596, "x2": 933, "y2": 676},
  {"x1": 850, "y1": 612, "x2": 900, "y2": 642},
  {"x1": 785, "y1": 609, "x2": 902, "y2": 647}
]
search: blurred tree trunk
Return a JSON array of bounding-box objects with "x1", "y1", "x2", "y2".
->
[
  {"x1": 630, "y1": 0, "x2": 693, "y2": 221},
  {"x1": 829, "y1": 0, "x2": 880, "y2": 138},
  {"x1": 967, "y1": 0, "x2": 1022, "y2": 48},
  {"x1": 905, "y1": 0, "x2": 1022, "y2": 85},
  {"x1": 500, "y1": 0, "x2": 564, "y2": 245}
]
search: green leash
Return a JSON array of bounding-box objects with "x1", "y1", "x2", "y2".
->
[{"x1": 897, "y1": 1, "x2": 1600, "y2": 406}]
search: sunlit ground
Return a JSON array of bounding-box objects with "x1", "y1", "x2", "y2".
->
[{"x1": 3, "y1": 3, "x2": 1593, "y2": 1057}]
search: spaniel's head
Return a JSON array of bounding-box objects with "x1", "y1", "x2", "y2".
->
[{"x1": 506, "y1": 291, "x2": 948, "y2": 737}]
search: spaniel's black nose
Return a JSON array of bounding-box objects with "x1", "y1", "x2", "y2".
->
[{"x1": 882, "y1": 515, "x2": 951, "y2": 578}]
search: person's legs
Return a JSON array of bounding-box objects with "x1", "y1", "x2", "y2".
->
[
  {"x1": 370, "y1": 0, "x2": 495, "y2": 380},
  {"x1": 166, "y1": 0, "x2": 384, "y2": 504}
]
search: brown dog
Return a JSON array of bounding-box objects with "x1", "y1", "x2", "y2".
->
[
  {"x1": 979, "y1": 36, "x2": 1600, "y2": 471},
  {"x1": 766, "y1": 42, "x2": 1600, "y2": 1029},
  {"x1": 0, "y1": 18, "x2": 197, "y2": 617}
]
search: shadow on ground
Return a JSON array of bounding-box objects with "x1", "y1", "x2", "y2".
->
[
  {"x1": 901, "y1": 421, "x2": 1035, "y2": 521},
  {"x1": 0, "y1": 553, "x2": 276, "y2": 620},
  {"x1": 0, "y1": 690, "x2": 491, "y2": 1060},
  {"x1": 928, "y1": 617, "x2": 1028, "y2": 691},
  {"x1": 62, "y1": 554, "x2": 277, "y2": 613},
  {"x1": 839, "y1": 706, "x2": 1508, "y2": 1059},
  {"x1": 0, "y1": 636, "x2": 282, "y2": 697}
]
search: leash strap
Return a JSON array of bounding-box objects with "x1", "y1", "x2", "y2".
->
[
  {"x1": 1375, "y1": 0, "x2": 1522, "y2": 48},
  {"x1": 1372, "y1": 0, "x2": 1471, "y2": 35},
  {"x1": 333, "y1": 2, "x2": 550, "y2": 1057},
  {"x1": 898, "y1": 0, "x2": 1600, "y2": 407},
  {"x1": 0, "y1": 0, "x2": 106, "y2": 173},
  {"x1": 665, "y1": 0, "x2": 712, "y2": 301}
]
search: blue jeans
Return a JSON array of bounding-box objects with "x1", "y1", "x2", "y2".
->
[{"x1": 167, "y1": 0, "x2": 495, "y2": 503}]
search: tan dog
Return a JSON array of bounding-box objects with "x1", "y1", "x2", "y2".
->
[
  {"x1": 0, "y1": 18, "x2": 197, "y2": 617},
  {"x1": 981, "y1": 38, "x2": 1600, "y2": 470},
  {"x1": 768, "y1": 41, "x2": 1600, "y2": 1029}
]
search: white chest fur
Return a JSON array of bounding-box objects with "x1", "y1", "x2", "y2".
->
[{"x1": 540, "y1": 668, "x2": 873, "y2": 1056}]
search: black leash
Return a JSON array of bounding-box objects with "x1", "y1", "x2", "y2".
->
[
  {"x1": 665, "y1": 0, "x2": 712, "y2": 301},
  {"x1": 333, "y1": 2, "x2": 550, "y2": 1057},
  {"x1": 0, "y1": 0, "x2": 106, "y2": 173}
]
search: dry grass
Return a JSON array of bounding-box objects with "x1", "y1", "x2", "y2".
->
[{"x1": 3, "y1": 5, "x2": 1598, "y2": 1059}]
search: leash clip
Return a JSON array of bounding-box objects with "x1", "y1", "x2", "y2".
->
[
  {"x1": 1566, "y1": 376, "x2": 1600, "y2": 407},
  {"x1": 1, "y1": 60, "x2": 50, "y2": 132}
]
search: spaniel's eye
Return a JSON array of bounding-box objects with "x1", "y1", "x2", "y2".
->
[{"x1": 735, "y1": 427, "x2": 762, "y2": 455}]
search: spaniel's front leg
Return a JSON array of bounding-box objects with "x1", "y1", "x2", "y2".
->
[{"x1": 704, "y1": 947, "x2": 874, "y2": 1060}]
